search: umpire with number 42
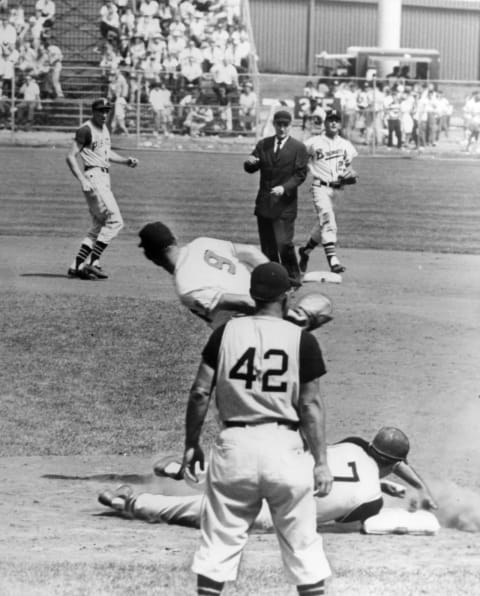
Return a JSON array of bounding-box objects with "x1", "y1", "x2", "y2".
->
[{"x1": 182, "y1": 261, "x2": 333, "y2": 596}]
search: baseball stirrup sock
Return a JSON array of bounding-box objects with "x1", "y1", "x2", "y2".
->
[
  {"x1": 323, "y1": 242, "x2": 338, "y2": 263},
  {"x1": 297, "y1": 579, "x2": 325, "y2": 596},
  {"x1": 89, "y1": 240, "x2": 108, "y2": 264},
  {"x1": 75, "y1": 243, "x2": 92, "y2": 269},
  {"x1": 197, "y1": 574, "x2": 224, "y2": 596}
]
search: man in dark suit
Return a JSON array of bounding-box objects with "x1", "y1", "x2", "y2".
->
[{"x1": 243, "y1": 109, "x2": 308, "y2": 284}]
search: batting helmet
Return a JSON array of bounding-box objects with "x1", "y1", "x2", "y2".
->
[{"x1": 370, "y1": 427, "x2": 410, "y2": 463}]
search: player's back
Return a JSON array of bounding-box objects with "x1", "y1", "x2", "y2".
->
[{"x1": 315, "y1": 441, "x2": 381, "y2": 523}]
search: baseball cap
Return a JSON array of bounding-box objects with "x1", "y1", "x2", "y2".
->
[
  {"x1": 250, "y1": 262, "x2": 293, "y2": 301},
  {"x1": 325, "y1": 109, "x2": 341, "y2": 122},
  {"x1": 370, "y1": 427, "x2": 410, "y2": 463},
  {"x1": 91, "y1": 98, "x2": 112, "y2": 111},
  {"x1": 138, "y1": 221, "x2": 176, "y2": 253},
  {"x1": 273, "y1": 109, "x2": 292, "y2": 124}
]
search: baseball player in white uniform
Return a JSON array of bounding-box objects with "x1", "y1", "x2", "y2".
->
[
  {"x1": 66, "y1": 97, "x2": 138, "y2": 280},
  {"x1": 99, "y1": 427, "x2": 439, "y2": 536},
  {"x1": 179, "y1": 262, "x2": 332, "y2": 596},
  {"x1": 298, "y1": 109, "x2": 358, "y2": 275},
  {"x1": 138, "y1": 221, "x2": 333, "y2": 331}
]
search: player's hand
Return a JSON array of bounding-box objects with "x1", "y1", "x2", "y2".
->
[
  {"x1": 182, "y1": 445, "x2": 205, "y2": 484},
  {"x1": 245, "y1": 155, "x2": 260, "y2": 165},
  {"x1": 270, "y1": 185, "x2": 284, "y2": 196},
  {"x1": 313, "y1": 462, "x2": 333, "y2": 497},
  {"x1": 81, "y1": 179, "x2": 94, "y2": 193},
  {"x1": 127, "y1": 157, "x2": 138, "y2": 168}
]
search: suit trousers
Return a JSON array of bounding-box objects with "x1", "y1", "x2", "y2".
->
[{"x1": 256, "y1": 213, "x2": 301, "y2": 282}]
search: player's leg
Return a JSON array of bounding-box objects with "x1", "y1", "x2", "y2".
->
[
  {"x1": 264, "y1": 430, "x2": 331, "y2": 589},
  {"x1": 273, "y1": 214, "x2": 301, "y2": 284},
  {"x1": 256, "y1": 215, "x2": 280, "y2": 262}
]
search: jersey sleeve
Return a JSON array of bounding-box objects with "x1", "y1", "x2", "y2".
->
[
  {"x1": 299, "y1": 330, "x2": 326, "y2": 383},
  {"x1": 75, "y1": 125, "x2": 92, "y2": 148},
  {"x1": 202, "y1": 324, "x2": 226, "y2": 369}
]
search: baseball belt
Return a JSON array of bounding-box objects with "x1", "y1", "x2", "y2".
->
[
  {"x1": 224, "y1": 419, "x2": 299, "y2": 431},
  {"x1": 85, "y1": 166, "x2": 109, "y2": 173},
  {"x1": 312, "y1": 179, "x2": 341, "y2": 188}
]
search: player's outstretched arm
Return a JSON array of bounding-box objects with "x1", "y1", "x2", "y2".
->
[
  {"x1": 392, "y1": 461, "x2": 438, "y2": 510},
  {"x1": 232, "y1": 243, "x2": 269, "y2": 269},
  {"x1": 109, "y1": 150, "x2": 138, "y2": 167}
]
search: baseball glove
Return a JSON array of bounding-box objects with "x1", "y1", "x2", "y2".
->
[
  {"x1": 294, "y1": 292, "x2": 333, "y2": 331},
  {"x1": 338, "y1": 169, "x2": 358, "y2": 186}
]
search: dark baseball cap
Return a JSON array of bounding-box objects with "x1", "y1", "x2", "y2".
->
[
  {"x1": 273, "y1": 110, "x2": 292, "y2": 124},
  {"x1": 138, "y1": 221, "x2": 176, "y2": 253},
  {"x1": 250, "y1": 262, "x2": 293, "y2": 301},
  {"x1": 325, "y1": 109, "x2": 341, "y2": 122},
  {"x1": 91, "y1": 98, "x2": 112, "y2": 111}
]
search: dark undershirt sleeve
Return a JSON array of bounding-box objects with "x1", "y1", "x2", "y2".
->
[
  {"x1": 75, "y1": 125, "x2": 92, "y2": 148},
  {"x1": 201, "y1": 324, "x2": 226, "y2": 370},
  {"x1": 299, "y1": 330, "x2": 326, "y2": 383}
]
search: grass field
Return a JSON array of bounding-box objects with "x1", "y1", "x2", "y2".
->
[{"x1": 1, "y1": 146, "x2": 480, "y2": 595}]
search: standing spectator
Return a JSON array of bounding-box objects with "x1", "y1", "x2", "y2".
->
[
  {"x1": 35, "y1": 0, "x2": 55, "y2": 28},
  {"x1": 364, "y1": 80, "x2": 385, "y2": 146},
  {"x1": 210, "y1": 56, "x2": 238, "y2": 101},
  {"x1": 149, "y1": 79, "x2": 172, "y2": 136},
  {"x1": 157, "y1": 0, "x2": 173, "y2": 37},
  {"x1": 65, "y1": 98, "x2": 138, "y2": 280},
  {"x1": 119, "y1": 6, "x2": 135, "y2": 37},
  {"x1": 167, "y1": 28, "x2": 186, "y2": 60},
  {"x1": 0, "y1": 10, "x2": 16, "y2": 47},
  {"x1": 179, "y1": 55, "x2": 203, "y2": 90},
  {"x1": 45, "y1": 40, "x2": 63, "y2": 98},
  {"x1": 436, "y1": 90, "x2": 452, "y2": 141},
  {"x1": 298, "y1": 110, "x2": 358, "y2": 275},
  {"x1": 384, "y1": 88, "x2": 402, "y2": 149},
  {"x1": 110, "y1": 93, "x2": 129, "y2": 135},
  {"x1": 182, "y1": 261, "x2": 332, "y2": 596},
  {"x1": 0, "y1": 40, "x2": 17, "y2": 97},
  {"x1": 400, "y1": 87, "x2": 416, "y2": 147},
  {"x1": 243, "y1": 109, "x2": 308, "y2": 283},
  {"x1": 99, "y1": 1, "x2": 120, "y2": 49},
  {"x1": 238, "y1": 80, "x2": 256, "y2": 131},
  {"x1": 16, "y1": 71, "x2": 41, "y2": 129}
]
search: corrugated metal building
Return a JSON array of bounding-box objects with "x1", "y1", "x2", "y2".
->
[{"x1": 248, "y1": 0, "x2": 480, "y2": 80}]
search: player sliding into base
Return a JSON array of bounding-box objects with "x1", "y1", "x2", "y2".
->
[
  {"x1": 138, "y1": 221, "x2": 333, "y2": 331},
  {"x1": 98, "y1": 427, "x2": 439, "y2": 535}
]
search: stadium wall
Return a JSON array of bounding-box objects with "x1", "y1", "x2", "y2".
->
[{"x1": 249, "y1": 0, "x2": 480, "y2": 80}]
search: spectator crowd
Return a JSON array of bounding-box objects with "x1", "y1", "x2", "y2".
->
[
  {"x1": 299, "y1": 72, "x2": 456, "y2": 151},
  {"x1": 97, "y1": 0, "x2": 257, "y2": 136}
]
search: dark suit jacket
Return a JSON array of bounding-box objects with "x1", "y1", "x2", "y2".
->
[{"x1": 243, "y1": 135, "x2": 308, "y2": 220}]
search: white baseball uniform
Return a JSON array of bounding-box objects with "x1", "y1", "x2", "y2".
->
[
  {"x1": 75, "y1": 120, "x2": 123, "y2": 244},
  {"x1": 130, "y1": 438, "x2": 383, "y2": 529},
  {"x1": 304, "y1": 133, "x2": 358, "y2": 245},
  {"x1": 191, "y1": 316, "x2": 331, "y2": 585},
  {"x1": 173, "y1": 237, "x2": 252, "y2": 327}
]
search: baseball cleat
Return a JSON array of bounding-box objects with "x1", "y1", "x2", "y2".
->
[
  {"x1": 153, "y1": 455, "x2": 183, "y2": 479},
  {"x1": 83, "y1": 263, "x2": 109, "y2": 279},
  {"x1": 67, "y1": 268, "x2": 80, "y2": 278},
  {"x1": 98, "y1": 484, "x2": 135, "y2": 516},
  {"x1": 330, "y1": 263, "x2": 346, "y2": 274},
  {"x1": 298, "y1": 246, "x2": 309, "y2": 273},
  {"x1": 67, "y1": 267, "x2": 97, "y2": 280}
]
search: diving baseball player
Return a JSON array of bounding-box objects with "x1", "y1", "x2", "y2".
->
[
  {"x1": 66, "y1": 97, "x2": 138, "y2": 280},
  {"x1": 98, "y1": 427, "x2": 439, "y2": 535},
  {"x1": 298, "y1": 109, "x2": 358, "y2": 275},
  {"x1": 138, "y1": 221, "x2": 333, "y2": 331}
]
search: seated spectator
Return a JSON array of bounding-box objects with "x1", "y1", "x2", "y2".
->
[
  {"x1": 179, "y1": 38, "x2": 202, "y2": 64},
  {"x1": 0, "y1": 10, "x2": 16, "y2": 47},
  {"x1": 157, "y1": 0, "x2": 173, "y2": 37},
  {"x1": 141, "y1": 51, "x2": 162, "y2": 88},
  {"x1": 179, "y1": 54, "x2": 203, "y2": 90},
  {"x1": 25, "y1": 14, "x2": 44, "y2": 49},
  {"x1": 99, "y1": 43, "x2": 121, "y2": 77},
  {"x1": 238, "y1": 79, "x2": 256, "y2": 131},
  {"x1": 162, "y1": 50, "x2": 180, "y2": 94},
  {"x1": 129, "y1": 34, "x2": 146, "y2": 69},
  {"x1": 9, "y1": 3, "x2": 26, "y2": 36},
  {"x1": 17, "y1": 40, "x2": 37, "y2": 73},
  {"x1": 99, "y1": 1, "x2": 120, "y2": 48},
  {"x1": 119, "y1": 6, "x2": 135, "y2": 37},
  {"x1": 168, "y1": 15, "x2": 186, "y2": 38},
  {"x1": 178, "y1": 0, "x2": 195, "y2": 21},
  {"x1": 194, "y1": 0, "x2": 213, "y2": 13},
  {"x1": 114, "y1": 0, "x2": 129, "y2": 16},
  {"x1": 147, "y1": 31, "x2": 166, "y2": 59},
  {"x1": 209, "y1": 55, "x2": 238, "y2": 99},
  {"x1": 167, "y1": 28, "x2": 186, "y2": 59},
  {"x1": 214, "y1": 82, "x2": 232, "y2": 131},
  {"x1": 224, "y1": 0, "x2": 241, "y2": 25},
  {"x1": 35, "y1": 0, "x2": 55, "y2": 28},
  {"x1": 117, "y1": 33, "x2": 131, "y2": 66},
  {"x1": 136, "y1": 14, "x2": 160, "y2": 41},
  {"x1": 184, "y1": 102, "x2": 213, "y2": 136},
  {"x1": 107, "y1": 67, "x2": 129, "y2": 104},
  {"x1": 199, "y1": 38, "x2": 213, "y2": 73},
  {"x1": 32, "y1": 43, "x2": 50, "y2": 96},
  {"x1": 16, "y1": 71, "x2": 41, "y2": 129},
  {"x1": 189, "y1": 12, "x2": 206, "y2": 45},
  {"x1": 148, "y1": 79, "x2": 172, "y2": 136},
  {"x1": 139, "y1": 0, "x2": 159, "y2": 18},
  {"x1": 210, "y1": 20, "x2": 229, "y2": 47}
]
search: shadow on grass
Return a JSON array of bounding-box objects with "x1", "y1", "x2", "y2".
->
[
  {"x1": 42, "y1": 472, "x2": 153, "y2": 484},
  {"x1": 20, "y1": 273, "x2": 72, "y2": 278}
]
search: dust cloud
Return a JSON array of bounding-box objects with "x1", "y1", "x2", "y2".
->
[{"x1": 431, "y1": 480, "x2": 480, "y2": 532}]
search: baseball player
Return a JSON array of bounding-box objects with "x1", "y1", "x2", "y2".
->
[
  {"x1": 99, "y1": 427, "x2": 439, "y2": 535},
  {"x1": 182, "y1": 262, "x2": 332, "y2": 595},
  {"x1": 138, "y1": 221, "x2": 333, "y2": 331},
  {"x1": 66, "y1": 97, "x2": 138, "y2": 280},
  {"x1": 298, "y1": 109, "x2": 358, "y2": 275}
]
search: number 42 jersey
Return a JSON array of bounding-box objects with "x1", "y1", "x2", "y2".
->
[{"x1": 174, "y1": 237, "x2": 252, "y2": 326}]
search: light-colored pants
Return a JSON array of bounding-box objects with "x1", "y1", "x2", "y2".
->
[
  {"x1": 83, "y1": 168, "x2": 123, "y2": 244},
  {"x1": 308, "y1": 183, "x2": 338, "y2": 246},
  {"x1": 192, "y1": 424, "x2": 331, "y2": 585}
]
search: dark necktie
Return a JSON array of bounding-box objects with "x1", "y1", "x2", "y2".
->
[{"x1": 275, "y1": 138, "x2": 282, "y2": 156}]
